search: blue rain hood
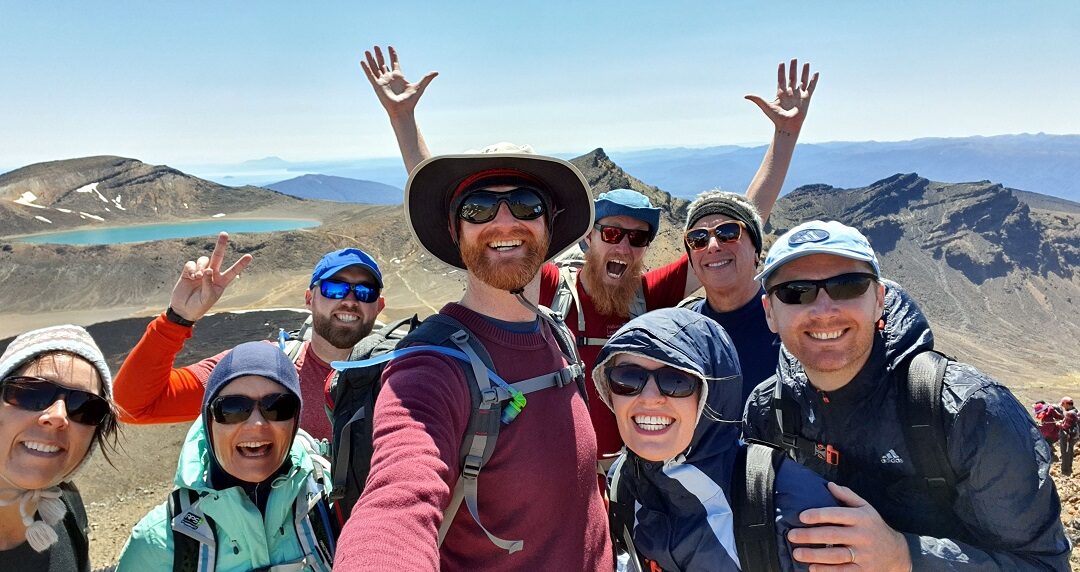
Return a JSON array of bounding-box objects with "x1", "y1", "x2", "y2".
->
[
  {"x1": 593, "y1": 307, "x2": 744, "y2": 457},
  {"x1": 596, "y1": 308, "x2": 747, "y2": 571}
]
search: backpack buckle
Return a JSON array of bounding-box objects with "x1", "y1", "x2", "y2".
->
[
  {"x1": 462, "y1": 454, "x2": 483, "y2": 479},
  {"x1": 480, "y1": 388, "x2": 501, "y2": 406},
  {"x1": 815, "y1": 443, "x2": 841, "y2": 465}
]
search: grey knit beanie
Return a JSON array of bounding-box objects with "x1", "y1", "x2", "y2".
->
[{"x1": 684, "y1": 190, "x2": 764, "y2": 256}]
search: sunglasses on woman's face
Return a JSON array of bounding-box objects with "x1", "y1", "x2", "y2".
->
[
  {"x1": 594, "y1": 223, "x2": 651, "y2": 248},
  {"x1": 767, "y1": 272, "x2": 878, "y2": 305},
  {"x1": 210, "y1": 393, "x2": 301, "y2": 425},
  {"x1": 1, "y1": 376, "x2": 111, "y2": 426},
  {"x1": 606, "y1": 364, "x2": 700, "y2": 398},
  {"x1": 457, "y1": 187, "x2": 547, "y2": 224},
  {"x1": 684, "y1": 221, "x2": 745, "y2": 251},
  {"x1": 317, "y1": 279, "x2": 380, "y2": 304}
]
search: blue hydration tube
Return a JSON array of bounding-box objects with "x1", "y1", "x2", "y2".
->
[{"x1": 331, "y1": 346, "x2": 526, "y2": 424}]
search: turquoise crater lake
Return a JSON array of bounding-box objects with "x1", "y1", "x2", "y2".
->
[{"x1": 10, "y1": 218, "x2": 320, "y2": 245}]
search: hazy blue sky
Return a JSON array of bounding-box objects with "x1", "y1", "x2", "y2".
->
[{"x1": 2, "y1": 2, "x2": 1078, "y2": 168}]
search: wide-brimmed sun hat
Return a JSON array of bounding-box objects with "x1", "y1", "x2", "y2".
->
[{"x1": 404, "y1": 142, "x2": 594, "y2": 270}]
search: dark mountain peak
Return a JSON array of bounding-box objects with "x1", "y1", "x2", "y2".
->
[{"x1": 771, "y1": 174, "x2": 1074, "y2": 283}]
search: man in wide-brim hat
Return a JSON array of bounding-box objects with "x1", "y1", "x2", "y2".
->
[{"x1": 335, "y1": 143, "x2": 613, "y2": 570}]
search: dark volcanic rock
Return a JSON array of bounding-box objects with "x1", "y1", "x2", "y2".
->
[{"x1": 772, "y1": 173, "x2": 1077, "y2": 282}]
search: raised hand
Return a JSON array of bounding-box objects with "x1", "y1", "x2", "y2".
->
[
  {"x1": 745, "y1": 58, "x2": 819, "y2": 136},
  {"x1": 787, "y1": 482, "x2": 912, "y2": 572},
  {"x1": 361, "y1": 45, "x2": 438, "y2": 117},
  {"x1": 168, "y1": 232, "x2": 253, "y2": 322}
]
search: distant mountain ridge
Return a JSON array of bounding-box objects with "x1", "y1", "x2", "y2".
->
[
  {"x1": 0, "y1": 156, "x2": 310, "y2": 236},
  {"x1": 609, "y1": 133, "x2": 1080, "y2": 203},
  {"x1": 267, "y1": 174, "x2": 402, "y2": 204}
]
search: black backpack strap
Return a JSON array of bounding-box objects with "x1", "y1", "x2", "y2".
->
[
  {"x1": 301, "y1": 463, "x2": 338, "y2": 569},
  {"x1": 58, "y1": 484, "x2": 89, "y2": 572},
  {"x1": 607, "y1": 454, "x2": 645, "y2": 572},
  {"x1": 168, "y1": 489, "x2": 212, "y2": 572},
  {"x1": 770, "y1": 381, "x2": 841, "y2": 476},
  {"x1": 899, "y1": 350, "x2": 957, "y2": 510},
  {"x1": 733, "y1": 443, "x2": 783, "y2": 572}
]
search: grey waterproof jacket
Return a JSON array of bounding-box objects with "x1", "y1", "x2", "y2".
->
[{"x1": 743, "y1": 282, "x2": 1071, "y2": 570}]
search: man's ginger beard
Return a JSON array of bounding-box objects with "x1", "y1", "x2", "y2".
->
[
  {"x1": 459, "y1": 225, "x2": 549, "y2": 291},
  {"x1": 582, "y1": 243, "x2": 644, "y2": 317}
]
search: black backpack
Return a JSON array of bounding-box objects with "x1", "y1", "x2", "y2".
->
[
  {"x1": 325, "y1": 308, "x2": 587, "y2": 554},
  {"x1": 324, "y1": 315, "x2": 422, "y2": 522},
  {"x1": 608, "y1": 443, "x2": 786, "y2": 571}
]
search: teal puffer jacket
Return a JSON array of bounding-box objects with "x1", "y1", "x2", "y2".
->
[{"x1": 116, "y1": 419, "x2": 333, "y2": 572}]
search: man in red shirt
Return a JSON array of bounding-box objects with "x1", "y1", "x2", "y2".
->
[
  {"x1": 335, "y1": 144, "x2": 612, "y2": 569},
  {"x1": 360, "y1": 45, "x2": 818, "y2": 464},
  {"x1": 112, "y1": 233, "x2": 385, "y2": 441}
]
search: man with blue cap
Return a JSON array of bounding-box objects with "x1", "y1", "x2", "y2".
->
[
  {"x1": 113, "y1": 232, "x2": 385, "y2": 440},
  {"x1": 743, "y1": 220, "x2": 1070, "y2": 570}
]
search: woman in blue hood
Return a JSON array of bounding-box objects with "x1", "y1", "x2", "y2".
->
[{"x1": 594, "y1": 308, "x2": 836, "y2": 571}]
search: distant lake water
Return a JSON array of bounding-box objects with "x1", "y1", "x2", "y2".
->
[{"x1": 11, "y1": 218, "x2": 320, "y2": 245}]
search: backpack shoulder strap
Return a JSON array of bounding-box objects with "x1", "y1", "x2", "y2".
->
[
  {"x1": 733, "y1": 443, "x2": 783, "y2": 572},
  {"x1": 58, "y1": 484, "x2": 89, "y2": 572},
  {"x1": 550, "y1": 265, "x2": 581, "y2": 326},
  {"x1": 898, "y1": 350, "x2": 957, "y2": 509},
  {"x1": 168, "y1": 489, "x2": 215, "y2": 572},
  {"x1": 294, "y1": 462, "x2": 337, "y2": 571},
  {"x1": 404, "y1": 314, "x2": 523, "y2": 554},
  {"x1": 607, "y1": 454, "x2": 645, "y2": 572},
  {"x1": 676, "y1": 295, "x2": 704, "y2": 310},
  {"x1": 628, "y1": 283, "x2": 647, "y2": 318}
]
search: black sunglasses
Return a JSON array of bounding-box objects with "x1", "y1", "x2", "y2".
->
[
  {"x1": 684, "y1": 221, "x2": 745, "y2": 251},
  {"x1": 210, "y1": 393, "x2": 301, "y2": 425},
  {"x1": 767, "y1": 272, "x2": 878, "y2": 305},
  {"x1": 457, "y1": 187, "x2": 547, "y2": 224},
  {"x1": 1, "y1": 376, "x2": 111, "y2": 426},
  {"x1": 594, "y1": 223, "x2": 651, "y2": 248},
  {"x1": 606, "y1": 364, "x2": 700, "y2": 398},
  {"x1": 317, "y1": 279, "x2": 380, "y2": 304}
]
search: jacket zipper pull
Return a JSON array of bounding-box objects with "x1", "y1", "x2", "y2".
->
[{"x1": 819, "y1": 389, "x2": 830, "y2": 404}]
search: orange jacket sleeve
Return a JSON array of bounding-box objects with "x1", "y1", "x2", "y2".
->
[{"x1": 113, "y1": 313, "x2": 226, "y2": 424}]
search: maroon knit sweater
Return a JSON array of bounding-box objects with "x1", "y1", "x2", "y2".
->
[{"x1": 334, "y1": 303, "x2": 612, "y2": 570}]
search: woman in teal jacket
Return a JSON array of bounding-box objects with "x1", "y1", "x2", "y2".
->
[{"x1": 117, "y1": 342, "x2": 335, "y2": 572}]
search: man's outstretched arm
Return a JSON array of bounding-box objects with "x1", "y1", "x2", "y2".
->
[
  {"x1": 743, "y1": 58, "x2": 819, "y2": 222},
  {"x1": 361, "y1": 45, "x2": 437, "y2": 174}
]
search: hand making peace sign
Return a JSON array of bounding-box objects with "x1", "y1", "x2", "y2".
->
[{"x1": 168, "y1": 232, "x2": 253, "y2": 322}]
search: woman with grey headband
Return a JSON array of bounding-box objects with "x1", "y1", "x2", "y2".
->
[{"x1": 0, "y1": 325, "x2": 120, "y2": 572}]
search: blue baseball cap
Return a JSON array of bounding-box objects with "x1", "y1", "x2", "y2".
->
[
  {"x1": 594, "y1": 189, "x2": 661, "y2": 239},
  {"x1": 309, "y1": 247, "x2": 383, "y2": 288},
  {"x1": 755, "y1": 220, "x2": 881, "y2": 286}
]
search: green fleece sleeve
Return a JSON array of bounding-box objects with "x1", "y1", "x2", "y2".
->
[{"x1": 116, "y1": 503, "x2": 173, "y2": 572}]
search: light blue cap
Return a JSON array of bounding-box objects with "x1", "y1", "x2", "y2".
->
[
  {"x1": 755, "y1": 220, "x2": 881, "y2": 286},
  {"x1": 594, "y1": 189, "x2": 661, "y2": 239}
]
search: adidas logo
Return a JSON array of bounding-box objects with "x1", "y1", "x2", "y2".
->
[{"x1": 880, "y1": 449, "x2": 904, "y2": 464}]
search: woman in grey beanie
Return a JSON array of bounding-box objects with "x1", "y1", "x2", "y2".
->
[{"x1": 0, "y1": 324, "x2": 119, "y2": 571}]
